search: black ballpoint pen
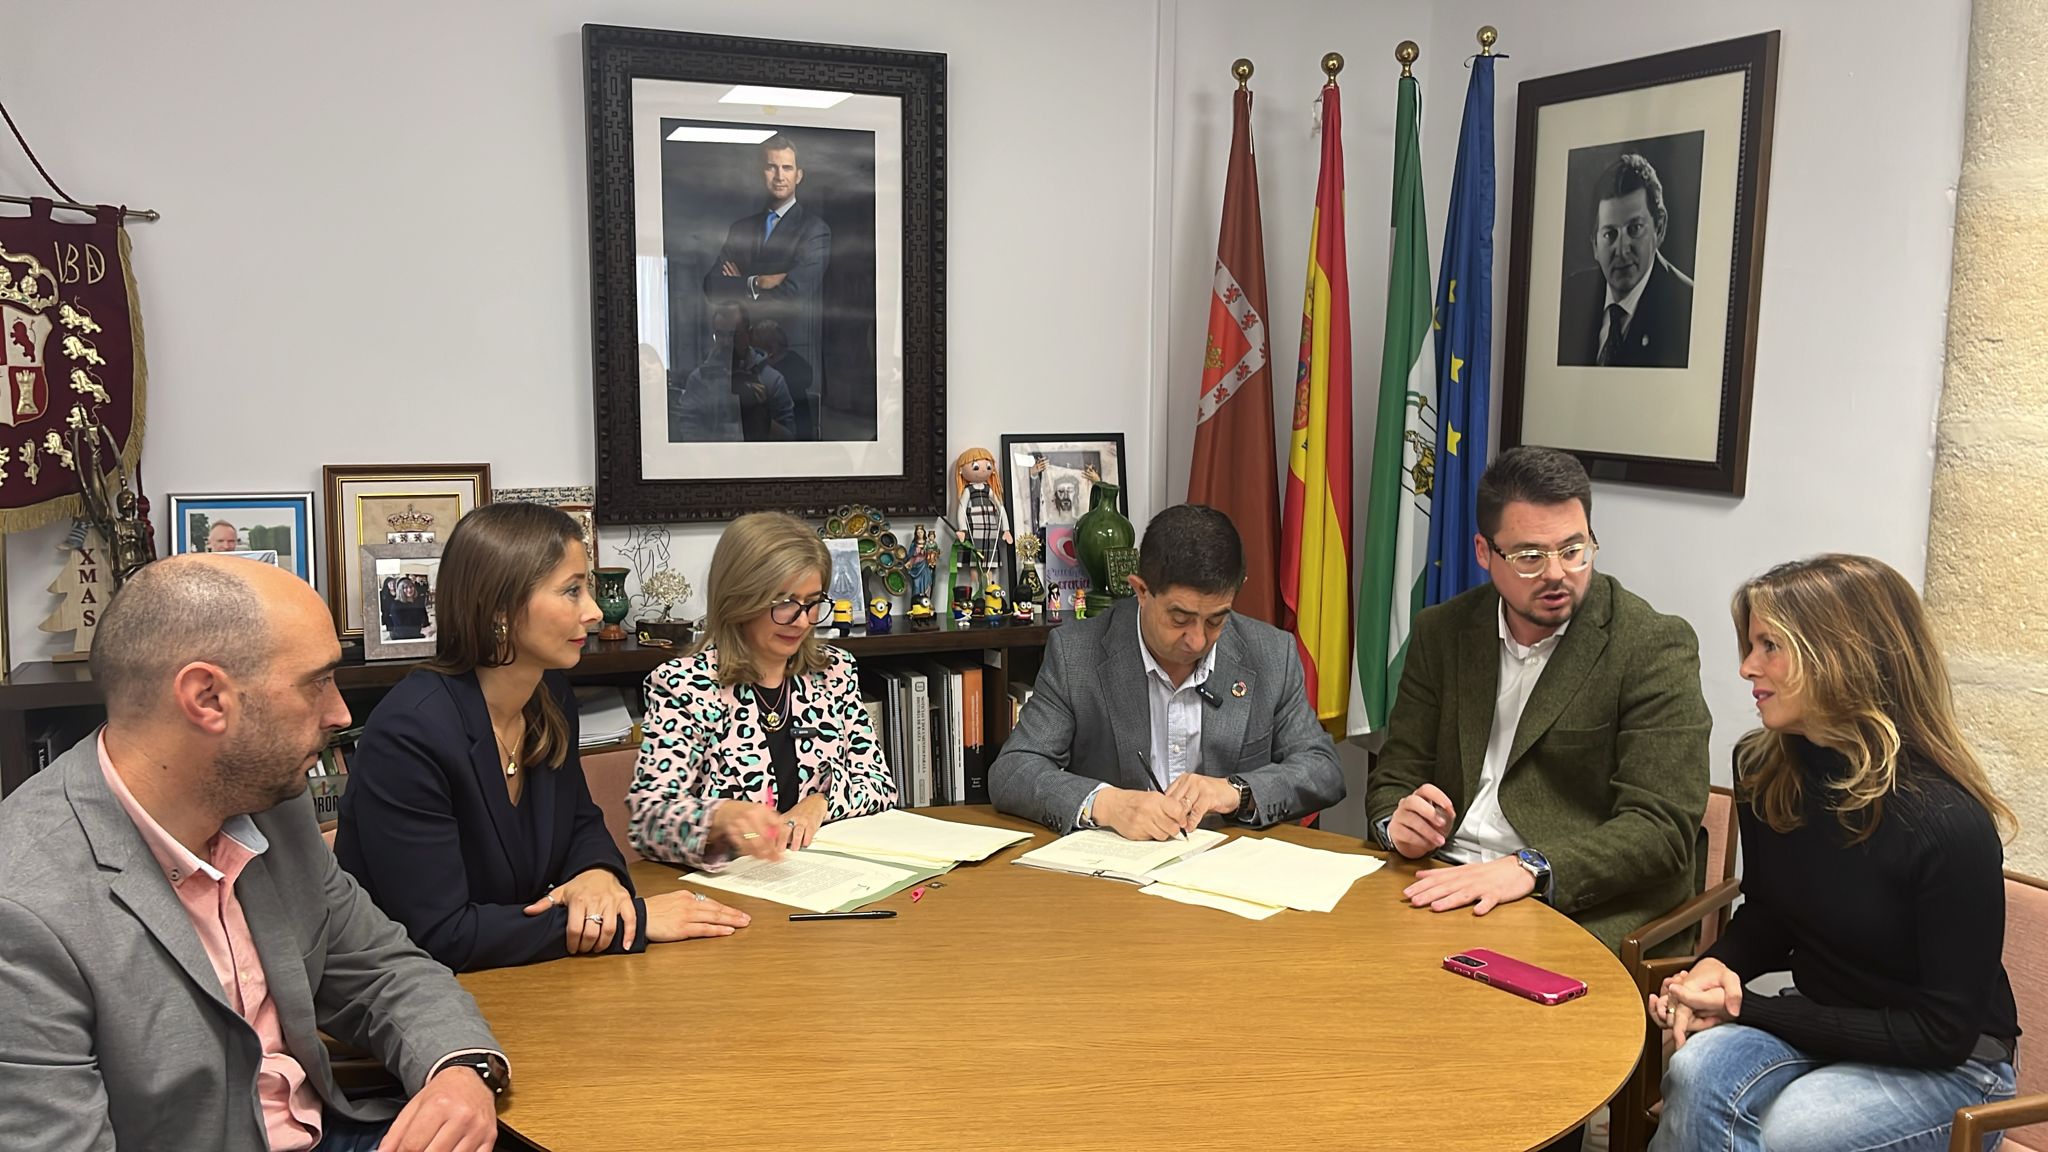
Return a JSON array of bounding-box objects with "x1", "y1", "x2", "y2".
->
[
  {"x1": 789, "y1": 910, "x2": 897, "y2": 921},
  {"x1": 1135, "y1": 751, "x2": 1190, "y2": 841}
]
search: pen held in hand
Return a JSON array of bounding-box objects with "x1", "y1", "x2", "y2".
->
[{"x1": 1135, "y1": 751, "x2": 1190, "y2": 841}]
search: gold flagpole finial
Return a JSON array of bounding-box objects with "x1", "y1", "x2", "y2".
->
[
  {"x1": 1233, "y1": 58, "x2": 1254, "y2": 89},
  {"x1": 1322, "y1": 52, "x2": 1345, "y2": 86},
  {"x1": 1395, "y1": 41, "x2": 1418, "y2": 78},
  {"x1": 1478, "y1": 26, "x2": 1498, "y2": 55}
]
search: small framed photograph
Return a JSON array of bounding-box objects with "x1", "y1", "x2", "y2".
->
[
  {"x1": 166, "y1": 492, "x2": 315, "y2": 583},
  {"x1": 322, "y1": 464, "x2": 491, "y2": 637},
  {"x1": 996, "y1": 433, "x2": 1127, "y2": 545},
  {"x1": 360, "y1": 543, "x2": 444, "y2": 661},
  {"x1": 1503, "y1": 32, "x2": 1779, "y2": 495}
]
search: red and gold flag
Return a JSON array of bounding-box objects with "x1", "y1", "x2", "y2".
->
[
  {"x1": 1280, "y1": 78, "x2": 1354, "y2": 731},
  {"x1": 1188, "y1": 84, "x2": 1280, "y2": 625}
]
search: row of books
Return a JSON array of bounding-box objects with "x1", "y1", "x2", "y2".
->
[{"x1": 860, "y1": 657, "x2": 997, "y2": 808}]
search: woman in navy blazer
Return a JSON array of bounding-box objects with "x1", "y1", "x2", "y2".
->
[{"x1": 337, "y1": 503, "x2": 749, "y2": 971}]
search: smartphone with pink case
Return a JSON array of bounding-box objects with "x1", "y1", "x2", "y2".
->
[{"x1": 1443, "y1": 949, "x2": 1588, "y2": 1005}]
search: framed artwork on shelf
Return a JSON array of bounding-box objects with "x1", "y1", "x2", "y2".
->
[
  {"x1": 493, "y1": 485, "x2": 597, "y2": 570},
  {"x1": 165, "y1": 492, "x2": 315, "y2": 583},
  {"x1": 996, "y1": 433, "x2": 1127, "y2": 545},
  {"x1": 359, "y1": 542, "x2": 444, "y2": 662},
  {"x1": 1503, "y1": 31, "x2": 1778, "y2": 495},
  {"x1": 583, "y1": 24, "x2": 948, "y2": 523},
  {"x1": 321, "y1": 463, "x2": 491, "y2": 637}
]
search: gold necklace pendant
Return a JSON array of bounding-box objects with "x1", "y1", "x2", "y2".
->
[{"x1": 504, "y1": 756, "x2": 518, "y2": 777}]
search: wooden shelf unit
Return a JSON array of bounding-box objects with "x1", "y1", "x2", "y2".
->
[{"x1": 0, "y1": 622, "x2": 1054, "y2": 796}]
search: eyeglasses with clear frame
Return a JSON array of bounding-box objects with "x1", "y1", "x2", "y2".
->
[
  {"x1": 767, "y1": 596, "x2": 833, "y2": 626},
  {"x1": 1487, "y1": 538, "x2": 1599, "y2": 579}
]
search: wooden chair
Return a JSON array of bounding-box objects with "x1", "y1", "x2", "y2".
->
[
  {"x1": 1949, "y1": 870, "x2": 2048, "y2": 1151},
  {"x1": 1608, "y1": 784, "x2": 1741, "y2": 1152},
  {"x1": 580, "y1": 745, "x2": 642, "y2": 861}
]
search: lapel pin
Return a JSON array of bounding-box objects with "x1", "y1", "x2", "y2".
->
[{"x1": 1231, "y1": 680, "x2": 1248, "y2": 698}]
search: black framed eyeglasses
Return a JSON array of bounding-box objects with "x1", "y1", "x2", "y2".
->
[
  {"x1": 767, "y1": 596, "x2": 832, "y2": 625},
  {"x1": 1487, "y1": 538, "x2": 1599, "y2": 579}
]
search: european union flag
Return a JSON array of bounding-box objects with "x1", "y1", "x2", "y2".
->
[{"x1": 1425, "y1": 54, "x2": 1495, "y2": 605}]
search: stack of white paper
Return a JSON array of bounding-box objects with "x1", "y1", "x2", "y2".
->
[
  {"x1": 1141, "y1": 835, "x2": 1384, "y2": 914},
  {"x1": 576, "y1": 686, "x2": 636, "y2": 749},
  {"x1": 811, "y1": 808, "x2": 1032, "y2": 865},
  {"x1": 1013, "y1": 827, "x2": 1227, "y2": 884},
  {"x1": 684, "y1": 849, "x2": 920, "y2": 914}
]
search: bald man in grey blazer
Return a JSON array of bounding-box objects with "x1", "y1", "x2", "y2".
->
[
  {"x1": 991, "y1": 505, "x2": 1343, "y2": 839},
  {"x1": 0, "y1": 556, "x2": 504, "y2": 1152}
]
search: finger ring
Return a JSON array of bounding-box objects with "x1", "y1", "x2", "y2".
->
[
  {"x1": 741, "y1": 832, "x2": 760, "y2": 840},
  {"x1": 548, "y1": 892, "x2": 559, "y2": 906},
  {"x1": 690, "y1": 892, "x2": 707, "y2": 902},
  {"x1": 785, "y1": 820, "x2": 796, "y2": 828},
  {"x1": 586, "y1": 914, "x2": 605, "y2": 924}
]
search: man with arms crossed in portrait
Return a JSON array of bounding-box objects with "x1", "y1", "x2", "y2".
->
[
  {"x1": 1366, "y1": 447, "x2": 1710, "y2": 955},
  {"x1": 1558, "y1": 152, "x2": 1695, "y2": 368},
  {"x1": 991, "y1": 504, "x2": 1344, "y2": 838},
  {"x1": 702, "y1": 133, "x2": 832, "y2": 378},
  {"x1": 0, "y1": 556, "x2": 505, "y2": 1152}
]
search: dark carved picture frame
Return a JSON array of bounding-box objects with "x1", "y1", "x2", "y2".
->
[
  {"x1": 583, "y1": 24, "x2": 947, "y2": 523},
  {"x1": 1502, "y1": 31, "x2": 1778, "y2": 496}
]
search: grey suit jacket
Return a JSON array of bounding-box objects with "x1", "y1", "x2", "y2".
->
[
  {"x1": 0, "y1": 736, "x2": 501, "y2": 1151},
  {"x1": 989, "y1": 597, "x2": 1345, "y2": 833}
]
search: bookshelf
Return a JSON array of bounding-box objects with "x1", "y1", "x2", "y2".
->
[{"x1": 0, "y1": 621, "x2": 1054, "y2": 796}]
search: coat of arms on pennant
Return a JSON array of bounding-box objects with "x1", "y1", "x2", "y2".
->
[{"x1": 0, "y1": 198, "x2": 146, "y2": 535}]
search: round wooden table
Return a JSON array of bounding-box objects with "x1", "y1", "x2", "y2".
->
[{"x1": 460, "y1": 807, "x2": 1642, "y2": 1151}]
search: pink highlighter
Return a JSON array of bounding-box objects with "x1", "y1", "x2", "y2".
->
[{"x1": 1443, "y1": 949, "x2": 1589, "y2": 1006}]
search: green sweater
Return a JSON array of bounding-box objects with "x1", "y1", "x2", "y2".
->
[{"x1": 1365, "y1": 573, "x2": 1711, "y2": 954}]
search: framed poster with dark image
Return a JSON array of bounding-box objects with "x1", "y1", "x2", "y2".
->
[
  {"x1": 1503, "y1": 32, "x2": 1778, "y2": 495},
  {"x1": 996, "y1": 433, "x2": 1128, "y2": 545},
  {"x1": 584, "y1": 25, "x2": 947, "y2": 522}
]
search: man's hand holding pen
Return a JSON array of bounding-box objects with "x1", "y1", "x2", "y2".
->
[
  {"x1": 1090, "y1": 788, "x2": 1192, "y2": 842},
  {"x1": 1164, "y1": 772, "x2": 1243, "y2": 830}
]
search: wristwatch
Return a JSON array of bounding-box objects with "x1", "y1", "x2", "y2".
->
[
  {"x1": 1514, "y1": 848, "x2": 1552, "y2": 898},
  {"x1": 1227, "y1": 775, "x2": 1256, "y2": 822},
  {"x1": 450, "y1": 1053, "x2": 510, "y2": 1096}
]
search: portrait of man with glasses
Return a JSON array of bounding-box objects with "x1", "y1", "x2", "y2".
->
[{"x1": 1364, "y1": 445, "x2": 1712, "y2": 965}]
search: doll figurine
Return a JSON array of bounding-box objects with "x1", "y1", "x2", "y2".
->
[{"x1": 952, "y1": 447, "x2": 1011, "y2": 604}]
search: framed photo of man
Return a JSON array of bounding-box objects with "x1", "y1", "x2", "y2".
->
[
  {"x1": 996, "y1": 433, "x2": 1128, "y2": 544},
  {"x1": 583, "y1": 25, "x2": 947, "y2": 522},
  {"x1": 166, "y1": 492, "x2": 315, "y2": 583},
  {"x1": 1503, "y1": 32, "x2": 1779, "y2": 495}
]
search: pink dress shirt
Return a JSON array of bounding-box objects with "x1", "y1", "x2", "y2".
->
[{"x1": 99, "y1": 736, "x2": 324, "y2": 1151}]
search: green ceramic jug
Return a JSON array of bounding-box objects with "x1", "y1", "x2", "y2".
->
[{"x1": 1073, "y1": 481, "x2": 1134, "y2": 601}]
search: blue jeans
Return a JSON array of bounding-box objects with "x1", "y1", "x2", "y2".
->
[
  {"x1": 314, "y1": 1114, "x2": 394, "y2": 1152},
  {"x1": 1649, "y1": 1022, "x2": 2016, "y2": 1152}
]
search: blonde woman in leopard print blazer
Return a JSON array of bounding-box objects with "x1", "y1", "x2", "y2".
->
[{"x1": 627, "y1": 512, "x2": 896, "y2": 869}]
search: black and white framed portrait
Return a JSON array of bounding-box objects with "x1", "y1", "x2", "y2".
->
[
  {"x1": 1505, "y1": 32, "x2": 1779, "y2": 495},
  {"x1": 584, "y1": 25, "x2": 947, "y2": 522},
  {"x1": 997, "y1": 433, "x2": 1127, "y2": 544}
]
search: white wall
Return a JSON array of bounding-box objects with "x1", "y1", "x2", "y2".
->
[
  {"x1": 1419, "y1": 0, "x2": 1973, "y2": 783},
  {"x1": 0, "y1": 0, "x2": 1162, "y2": 659},
  {"x1": 1, "y1": 0, "x2": 1975, "y2": 810}
]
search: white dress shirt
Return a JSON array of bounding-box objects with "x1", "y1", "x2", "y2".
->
[
  {"x1": 1441, "y1": 602, "x2": 1571, "y2": 864},
  {"x1": 1077, "y1": 611, "x2": 1220, "y2": 826},
  {"x1": 1597, "y1": 257, "x2": 1656, "y2": 351}
]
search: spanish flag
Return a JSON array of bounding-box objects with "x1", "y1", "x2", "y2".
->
[{"x1": 1280, "y1": 73, "x2": 1353, "y2": 732}]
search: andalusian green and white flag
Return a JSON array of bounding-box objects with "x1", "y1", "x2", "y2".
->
[{"x1": 1355, "y1": 70, "x2": 1436, "y2": 736}]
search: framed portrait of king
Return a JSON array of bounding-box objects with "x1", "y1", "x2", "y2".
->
[
  {"x1": 583, "y1": 25, "x2": 948, "y2": 522},
  {"x1": 1503, "y1": 32, "x2": 1779, "y2": 495}
]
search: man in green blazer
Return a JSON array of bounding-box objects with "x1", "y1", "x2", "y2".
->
[{"x1": 1366, "y1": 447, "x2": 1710, "y2": 955}]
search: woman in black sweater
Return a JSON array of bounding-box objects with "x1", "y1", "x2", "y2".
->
[{"x1": 1649, "y1": 554, "x2": 2018, "y2": 1152}]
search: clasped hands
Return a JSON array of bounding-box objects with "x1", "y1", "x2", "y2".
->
[
  {"x1": 1648, "y1": 957, "x2": 1743, "y2": 1050},
  {"x1": 1091, "y1": 773, "x2": 1240, "y2": 841},
  {"x1": 1389, "y1": 783, "x2": 1536, "y2": 915},
  {"x1": 522, "y1": 867, "x2": 748, "y2": 951}
]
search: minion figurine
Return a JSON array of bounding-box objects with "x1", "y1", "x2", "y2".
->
[{"x1": 865, "y1": 596, "x2": 893, "y2": 634}]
